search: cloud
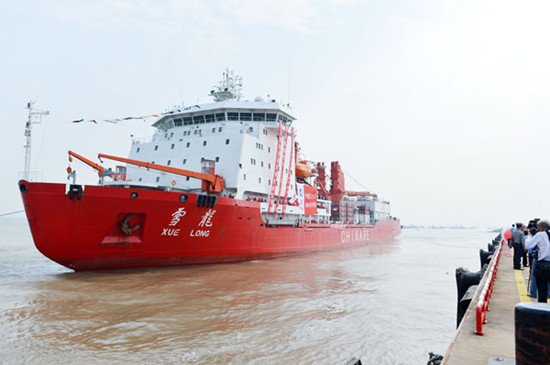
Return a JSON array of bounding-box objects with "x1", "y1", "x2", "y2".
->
[
  {"x1": 221, "y1": 0, "x2": 321, "y2": 33},
  {"x1": 14, "y1": 0, "x2": 218, "y2": 35},
  {"x1": 13, "y1": 0, "x2": 328, "y2": 34}
]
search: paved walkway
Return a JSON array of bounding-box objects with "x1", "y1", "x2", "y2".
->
[{"x1": 442, "y1": 244, "x2": 535, "y2": 364}]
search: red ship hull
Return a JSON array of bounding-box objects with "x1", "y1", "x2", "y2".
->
[{"x1": 19, "y1": 180, "x2": 401, "y2": 271}]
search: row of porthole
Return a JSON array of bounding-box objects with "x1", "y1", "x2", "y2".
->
[{"x1": 137, "y1": 138, "x2": 231, "y2": 154}]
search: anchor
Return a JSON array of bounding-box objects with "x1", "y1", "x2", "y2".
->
[{"x1": 119, "y1": 214, "x2": 141, "y2": 235}]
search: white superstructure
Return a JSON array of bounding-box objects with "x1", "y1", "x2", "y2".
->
[
  {"x1": 127, "y1": 99, "x2": 296, "y2": 200},
  {"x1": 122, "y1": 71, "x2": 298, "y2": 203}
]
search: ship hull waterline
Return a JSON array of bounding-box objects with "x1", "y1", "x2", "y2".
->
[{"x1": 19, "y1": 180, "x2": 401, "y2": 271}]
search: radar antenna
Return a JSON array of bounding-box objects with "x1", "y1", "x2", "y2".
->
[
  {"x1": 209, "y1": 68, "x2": 243, "y2": 102},
  {"x1": 23, "y1": 101, "x2": 49, "y2": 181}
]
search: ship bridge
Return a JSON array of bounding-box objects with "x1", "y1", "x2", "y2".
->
[{"x1": 152, "y1": 100, "x2": 295, "y2": 132}]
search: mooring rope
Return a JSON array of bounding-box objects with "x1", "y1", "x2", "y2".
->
[{"x1": 0, "y1": 210, "x2": 25, "y2": 217}]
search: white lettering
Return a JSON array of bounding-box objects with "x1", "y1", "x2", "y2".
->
[
  {"x1": 161, "y1": 228, "x2": 180, "y2": 236},
  {"x1": 198, "y1": 209, "x2": 216, "y2": 227},
  {"x1": 169, "y1": 207, "x2": 186, "y2": 226},
  {"x1": 190, "y1": 229, "x2": 210, "y2": 237}
]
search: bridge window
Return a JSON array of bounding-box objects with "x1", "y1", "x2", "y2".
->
[
  {"x1": 193, "y1": 115, "x2": 205, "y2": 124},
  {"x1": 266, "y1": 113, "x2": 277, "y2": 122},
  {"x1": 215, "y1": 113, "x2": 225, "y2": 121},
  {"x1": 163, "y1": 120, "x2": 174, "y2": 130},
  {"x1": 174, "y1": 118, "x2": 183, "y2": 127},
  {"x1": 228, "y1": 112, "x2": 238, "y2": 121},
  {"x1": 241, "y1": 113, "x2": 251, "y2": 121},
  {"x1": 183, "y1": 117, "x2": 192, "y2": 125},
  {"x1": 205, "y1": 114, "x2": 215, "y2": 123},
  {"x1": 253, "y1": 113, "x2": 265, "y2": 121}
]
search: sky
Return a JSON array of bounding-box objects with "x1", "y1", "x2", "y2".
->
[{"x1": 2, "y1": 0, "x2": 550, "y2": 228}]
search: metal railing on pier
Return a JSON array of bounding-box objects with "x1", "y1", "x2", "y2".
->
[{"x1": 475, "y1": 239, "x2": 504, "y2": 335}]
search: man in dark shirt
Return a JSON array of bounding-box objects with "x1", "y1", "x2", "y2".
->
[{"x1": 512, "y1": 222, "x2": 526, "y2": 270}]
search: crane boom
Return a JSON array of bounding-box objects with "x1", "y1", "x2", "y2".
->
[
  {"x1": 97, "y1": 153, "x2": 225, "y2": 193},
  {"x1": 68, "y1": 150, "x2": 106, "y2": 178}
]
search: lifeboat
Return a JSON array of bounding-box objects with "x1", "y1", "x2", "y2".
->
[{"x1": 295, "y1": 161, "x2": 317, "y2": 178}]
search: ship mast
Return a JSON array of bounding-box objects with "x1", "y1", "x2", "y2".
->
[
  {"x1": 209, "y1": 68, "x2": 243, "y2": 102},
  {"x1": 23, "y1": 101, "x2": 49, "y2": 181}
]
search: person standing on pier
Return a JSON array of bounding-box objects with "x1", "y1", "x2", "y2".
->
[
  {"x1": 512, "y1": 223, "x2": 526, "y2": 270},
  {"x1": 525, "y1": 219, "x2": 550, "y2": 303}
]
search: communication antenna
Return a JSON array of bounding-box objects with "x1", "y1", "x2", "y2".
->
[
  {"x1": 209, "y1": 68, "x2": 243, "y2": 102},
  {"x1": 23, "y1": 101, "x2": 49, "y2": 181}
]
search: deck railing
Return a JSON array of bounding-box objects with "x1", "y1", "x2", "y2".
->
[{"x1": 475, "y1": 239, "x2": 504, "y2": 335}]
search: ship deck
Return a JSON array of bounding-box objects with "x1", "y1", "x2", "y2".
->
[{"x1": 442, "y1": 244, "x2": 536, "y2": 364}]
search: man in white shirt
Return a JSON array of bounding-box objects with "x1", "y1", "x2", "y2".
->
[{"x1": 525, "y1": 219, "x2": 550, "y2": 303}]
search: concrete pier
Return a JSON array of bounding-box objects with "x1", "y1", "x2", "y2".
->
[{"x1": 442, "y1": 243, "x2": 537, "y2": 364}]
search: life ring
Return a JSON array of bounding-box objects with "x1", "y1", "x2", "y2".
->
[{"x1": 171, "y1": 180, "x2": 176, "y2": 186}]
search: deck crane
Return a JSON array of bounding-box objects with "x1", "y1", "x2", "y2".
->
[
  {"x1": 97, "y1": 153, "x2": 225, "y2": 194},
  {"x1": 67, "y1": 151, "x2": 123, "y2": 183}
]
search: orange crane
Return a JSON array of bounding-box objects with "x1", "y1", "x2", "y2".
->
[
  {"x1": 98, "y1": 153, "x2": 225, "y2": 194},
  {"x1": 329, "y1": 161, "x2": 377, "y2": 201},
  {"x1": 67, "y1": 150, "x2": 121, "y2": 180}
]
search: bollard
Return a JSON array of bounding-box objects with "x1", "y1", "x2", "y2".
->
[{"x1": 515, "y1": 302, "x2": 550, "y2": 364}]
